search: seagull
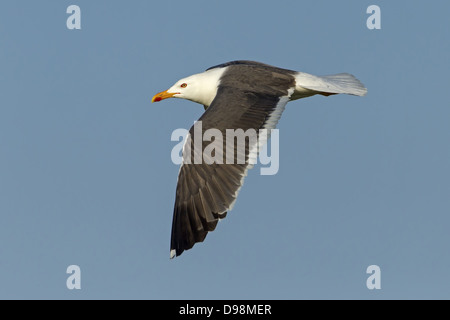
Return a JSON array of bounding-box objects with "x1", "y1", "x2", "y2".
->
[{"x1": 152, "y1": 60, "x2": 367, "y2": 258}]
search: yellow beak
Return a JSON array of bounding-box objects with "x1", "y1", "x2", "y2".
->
[{"x1": 151, "y1": 89, "x2": 178, "y2": 103}]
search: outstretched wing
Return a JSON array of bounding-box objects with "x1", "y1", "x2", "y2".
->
[{"x1": 170, "y1": 65, "x2": 295, "y2": 258}]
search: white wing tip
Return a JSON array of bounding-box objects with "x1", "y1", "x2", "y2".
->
[{"x1": 170, "y1": 249, "x2": 176, "y2": 259}]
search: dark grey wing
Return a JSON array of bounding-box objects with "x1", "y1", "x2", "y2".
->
[
  {"x1": 206, "y1": 60, "x2": 274, "y2": 71},
  {"x1": 170, "y1": 65, "x2": 295, "y2": 258},
  {"x1": 206, "y1": 60, "x2": 296, "y2": 73}
]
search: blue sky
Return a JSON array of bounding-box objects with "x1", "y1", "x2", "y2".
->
[{"x1": 0, "y1": 1, "x2": 449, "y2": 299}]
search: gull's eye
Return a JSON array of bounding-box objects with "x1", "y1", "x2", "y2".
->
[{"x1": 180, "y1": 83, "x2": 187, "y2": 88}]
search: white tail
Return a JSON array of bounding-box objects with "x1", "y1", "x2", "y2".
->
[{"x1": 294, "y1": 72, "x2": 367, "y2": 97}]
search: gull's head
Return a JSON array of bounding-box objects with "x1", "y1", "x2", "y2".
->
[
  {"x1": 152, "y1": 75, "x2": 197, "y2": 103},
  {"x1": 151, "y1": 68, "x2": 226, "y2": 107}
]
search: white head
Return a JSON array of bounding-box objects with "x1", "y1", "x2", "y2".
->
[{"x1": 152, "y1": 67, "x2": 226, "y2": 107}]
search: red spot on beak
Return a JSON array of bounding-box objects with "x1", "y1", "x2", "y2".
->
[{"x1": 151, "y1": 90, "x2": 177, "y2": 103}]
